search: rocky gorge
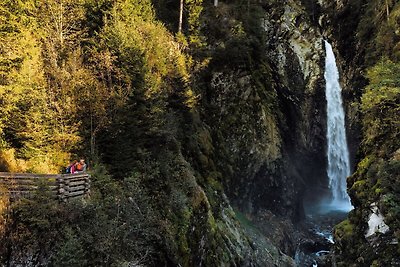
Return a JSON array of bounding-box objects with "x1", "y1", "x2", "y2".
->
[{"x1": 0, "y1": 0, "x2": 399, "y2": 266}]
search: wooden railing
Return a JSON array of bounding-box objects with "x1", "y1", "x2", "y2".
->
[{"x1": 0, "y1": 172, "x2": 91, "y2": 201}]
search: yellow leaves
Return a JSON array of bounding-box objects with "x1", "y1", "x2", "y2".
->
[
  {"x1": 25, "y1": 151, "x2": 70, "y2": 174},
  {"x1": 0, "y1": 4, "x2": 85, "y2": 172},
  {"x1": 231, "y1": 22, "x2": 245, "y2": 37},
  {"x1": 17, "y1": 31, "x2": 44, "y2": 83},
  {"x1": 115, "y1": 0, "x2": 156, "y2": 23},
  {"x1": 360, "y1": 59, "x2": 400, "y2": 150},
  {"x1": 184, "y1": 89, "x2": 198, "y2": 109},
  {"x1": 0, "y1": 149, "x2": 28, "y2": 173},
  {"x1": 38, "y1": 0, "x2": 86, "y2": 49},
  {"x1": 106, "y1": 1, "x2": 192, "y2": 102},
  {"x1": 0, "y1": 0, "x2": 202, "y2": 177},
  {"x1": 0, "y1": 26, "x2": 44, "y2": 90},
  {"x1": 0, "y1": 147, "x2": 71, "y2": 174},
  {"x1": 361, "y1": 85, "x2": 400, "y2": 111}
]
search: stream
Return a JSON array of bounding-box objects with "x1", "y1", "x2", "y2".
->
[{"x1": 295, "y1": 209, "x2": 349, "y2": 266}]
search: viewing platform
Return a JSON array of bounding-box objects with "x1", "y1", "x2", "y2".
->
[{"x1": 0, "y1": 172, "x2": 91, "y2": 201}]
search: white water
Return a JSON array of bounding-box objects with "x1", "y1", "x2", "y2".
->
[{"x1": 324, "y1": 41, "x2": 352, "y2": 211}]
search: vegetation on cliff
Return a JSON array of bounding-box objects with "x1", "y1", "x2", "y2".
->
[
  {"x1": 331, "y1": 1, "x2": 400, "y2": 266},
  {"x1": 335, "y1": 58, "x2": 400, "y2": 266}
]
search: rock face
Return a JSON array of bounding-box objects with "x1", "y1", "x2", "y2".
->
[
  {"x1": 195, "y1": 0, "x2": 399, "y2": 265},
  {"x1": 202, "y1": 0, "x2": 329, "y2": 225},
  {"x1": 184, "y1": 0, "x2": 334, "y2": 261},
  {"x1": 262, "y1": 0, "x2": 329, "y2": 212},
  {"x1": 142, "y1": 0, "x2": 335, "y2": 264},
  {"x1": 0, "y1": 1, "x2": 333, "y2": 266}
]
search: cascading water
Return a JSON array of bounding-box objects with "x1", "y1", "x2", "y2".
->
[
  {"x1": 324, "y1": 40, "x2": 352, "y2": 211},
  {"x1": 296, "y1": 40, "x2": 354, "y2": 266},
  {"x1": 295, "y1": 41, "x2": 355, "y2": 266}
]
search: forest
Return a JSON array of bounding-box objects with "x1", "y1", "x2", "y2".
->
[{"x1": 0, "y1": 0, "x2": 399, "y2": 266}]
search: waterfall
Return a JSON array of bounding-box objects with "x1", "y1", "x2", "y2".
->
[{"x1": 324, "y1": 40, "x2": 352, "y2": 211}]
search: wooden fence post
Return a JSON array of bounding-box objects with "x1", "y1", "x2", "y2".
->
[
  {"x1": 58, "y1": 175, "x2": 66, "y2": 202},
  {"x1": 64, "y1": 178, "x2": 70, "y2": 200}
]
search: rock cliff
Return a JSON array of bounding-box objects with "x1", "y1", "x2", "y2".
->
[{"x1": 181, "y1": 0, "x2": 331, "y2": 261}]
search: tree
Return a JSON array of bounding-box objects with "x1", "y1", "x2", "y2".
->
[
  {"x1": 0, "y1": 0, "x2": 92, "y2": 172},
  {"x1": 92, "y1": 0, "x2": 193, "y2": 176},
  {"x1": 186, "y1": 0, "x2": 204, "y2": 47},
  {"x1": 179, "y1": 0, "x2": 184, "y2": 32},
  {"x1": 0, "y1": 0, "x2": 65, "y2": 173},
  {"x1": 36, "y1": 0, "x2": 87, "y2": 154},
  {"x1": 386, "y1": 0, "x2": 390, "y2": 21}
]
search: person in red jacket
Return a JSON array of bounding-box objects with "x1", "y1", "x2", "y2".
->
[{"x1": 66, "y1": 160, "x2": 77, "y2": 174}]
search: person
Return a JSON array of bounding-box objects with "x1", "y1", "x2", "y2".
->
[
  {"x1": 75, "y1": 159, "x2": 87, "y2": 173},
  {"x1": 66, "y1": 160, "x2": 77, "y2": 174}
]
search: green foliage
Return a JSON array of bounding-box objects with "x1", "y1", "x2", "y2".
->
[
  {"x1": 92, "y1": 0, "x2": 197, "y2": 177},
  {"x1": 0, "y1": 0, "x2": 196, "y2": 173},
  {"x1": 102, "y1": 0, "x2": 189, "y2": 96},
  {"x1": 0, "y1": 0, "x2": 86, "y2": 173},
  {"x1": 51, "y1": 228, "x2": 87, "y2": 267},
  {"x1": 361, "y1": 59, "x2": 400, "y2": 154},
  {"x1": 202, "y1": 0, "x2": 271, "y2": 73},
  {"x1": 0, "y1": 165, "x2": 162, "y2": 266},
  {"x1": 0, "y1": 184, "x2": 64, "y2": 264},
  {"x1": 340, "y1": 54, "x2": 400, "y2": 265},
  {"x1": 333, "y1": 3, "x2": 400, "y2": 264},
  {"x1": 357, "y1": 0, "x2": 400, "y2": 64},
  {"x1": 186, "y1": 0, "x2": 205, "y2": 48},
  {"x1": 335, "y1": 219, "x2": 355, "y2": 241}
]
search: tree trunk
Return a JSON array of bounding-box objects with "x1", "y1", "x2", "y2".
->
[
  {"x1": 179, "y1": 0, "x2": 184, "y2": 32},
  {"x1": 90, "y1": 111, "x2": 95, "y2": 157},
  {"x1": 214, "y1": 0, "x2": 218, "y2": 7},
  {"x1": 385, "y1": 0, "x2": 390, "y2": 22}
]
